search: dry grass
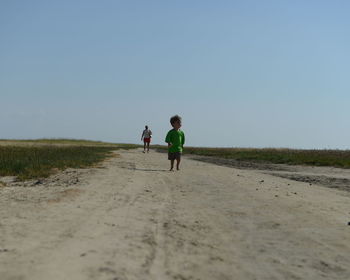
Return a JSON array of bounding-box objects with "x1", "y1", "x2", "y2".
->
[
  {"x1": 155, "y1": 145, "x2": 350, "y2": 168},
  {"x1": 0, "y1": 139, "x2": 139, "y2": 180}
]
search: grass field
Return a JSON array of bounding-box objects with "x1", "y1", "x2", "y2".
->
[
  {"x1": 3, "y1": 139, "x2": 350, "y2": 180},
  {"x1": 0, "y1": 139, "x2": 139, "y2": 180},
  {"x1": 155, "y1": 145, "x2": 350, "y2": 169},
  {"x1": 0, "y1": 138, "x2": 135, "y2": 147}
]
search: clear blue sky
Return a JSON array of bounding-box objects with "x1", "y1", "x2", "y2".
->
[{"x1": 1, "y1": 0, "x2": 349, "y2": 148}]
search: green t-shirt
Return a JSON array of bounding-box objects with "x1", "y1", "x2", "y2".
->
[{"x1": 165, "y1": 129, "x2": 185, "y2": 153}]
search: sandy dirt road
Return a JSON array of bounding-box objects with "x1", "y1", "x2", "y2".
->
[{"x1": 1, "y1": 149, "x2": 350, "y2": 280}]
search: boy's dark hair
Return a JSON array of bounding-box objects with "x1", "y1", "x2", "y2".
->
[{"x1": 170, "y1": 115, "x2": 182, "y2": 126}]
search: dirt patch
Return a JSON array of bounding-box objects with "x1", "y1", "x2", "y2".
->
[
  {"x1": 268, "y1": 173, "x2": 350, "y2": 192},
  {"x1": 187, "y1": 154, "x2": 296, "y2": 172},
  {"x1": 188, "y1": 155, "x2": 350, "y2": 193},
  {"x1": 3, "y1": 168, "x2": 92, "y2": 188},
  {"x1": 0, "y1": 176, "x2": 17, "y2": 185},
  {"x1": 47, "y1": 188, "x2": 84, "y2": 204}
]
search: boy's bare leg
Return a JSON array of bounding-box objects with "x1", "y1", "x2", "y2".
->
[
  {"x1": 170, "y1": 160, "x2": 174, "y2": 171},
  {"x1": 143, "y1": 142, "x2": 146, "y2": 153},
  {"x1": 176, "y1": 158, "x2": 181, "y2": 170},
  {"x1": 147, "y1": 142, "x2": 150, "y2": 152}
]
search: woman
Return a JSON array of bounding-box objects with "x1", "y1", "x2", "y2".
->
[{"x1": 141, "y1": 125, "x2": 152, "y2": 153}]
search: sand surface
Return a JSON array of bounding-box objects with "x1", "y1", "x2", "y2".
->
[{"x1": 1, "y1": 148, "x2": 350, "y2": 280}]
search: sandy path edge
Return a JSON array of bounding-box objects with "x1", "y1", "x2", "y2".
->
[{"x1": 1, "y1": 149, "x2": 350, "y2": 280}]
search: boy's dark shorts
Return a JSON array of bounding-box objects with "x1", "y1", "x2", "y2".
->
[{"x1": 168, "y1": 152, "x2": 182, "y2": 160}]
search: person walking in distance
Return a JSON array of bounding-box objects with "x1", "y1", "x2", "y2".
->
[{"x1": 141, "y1": 125, "x2": 152, "y2": 153}]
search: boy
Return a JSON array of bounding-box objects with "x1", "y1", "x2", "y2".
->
[{"x1": 165, "y1": 115, "x2": 185, "y2": 171}]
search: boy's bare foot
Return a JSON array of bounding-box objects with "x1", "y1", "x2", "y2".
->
[{"x1": 169, "y1": 168, "x2": 174, "y2": 171}]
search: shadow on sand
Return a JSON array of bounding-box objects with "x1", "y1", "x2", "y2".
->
[{"x1": 133, "y1": 168, "x2": 169, "y2": 172}]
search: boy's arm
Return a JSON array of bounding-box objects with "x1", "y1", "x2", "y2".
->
[
  {"x1": 182, "y1": 132, "x2": 185, "y2": 147},
  {"x1": 165, "y1": 132, "x2": 172, "y2": 147}
]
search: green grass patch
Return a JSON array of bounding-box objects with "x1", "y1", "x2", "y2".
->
[
  {"x1": 0, "y1": 138, "x2": 139, "y2": 147},
  {"x1": 0, "y1": 139, "x2": 140, "y2": 180},
  {"x1": 156, "y1": 146, "x2": 350, "y2": 168}
]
